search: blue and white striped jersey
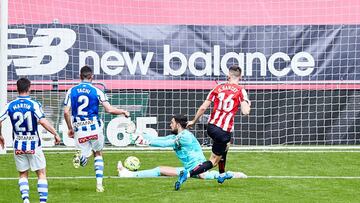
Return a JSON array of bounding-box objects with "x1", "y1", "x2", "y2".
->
[
  {"x1": 0, "y1": 96, "x2": 45, "y2": 151},
  {"x1": 64, "y1": 82, "x2": 108, "y2": 133}
]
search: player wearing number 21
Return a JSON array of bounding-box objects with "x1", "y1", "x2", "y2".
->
[
  {"x1": 63, "y1": 66, "x2": 129, "y2": 192},
  {"x1": 175, "y1": 65, "x2": 251, "y2": 190},
  {"x1": 0, "y1": 78, "x2": 61, "y2": 203}
]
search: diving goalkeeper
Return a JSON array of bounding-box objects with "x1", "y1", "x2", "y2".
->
[{"x1": 117, "y1": 115, "x2": 247, "y2": 180}]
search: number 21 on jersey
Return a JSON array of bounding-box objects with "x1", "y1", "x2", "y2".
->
[{"x1": 12, "y1": 111, "x2": 33, "y2": 132}]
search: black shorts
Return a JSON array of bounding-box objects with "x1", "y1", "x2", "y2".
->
[{"x1": 207, "y1": 124, "x2": 231, "y2": 156}]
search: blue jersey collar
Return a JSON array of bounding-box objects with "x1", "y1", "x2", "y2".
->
[{"x1": 18, "y1": 95, "x2": 30, "y2": 99}]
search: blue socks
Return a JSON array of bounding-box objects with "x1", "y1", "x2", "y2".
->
[{"x1": 134, "y1": 167, "x2": 161, "y2": 177}]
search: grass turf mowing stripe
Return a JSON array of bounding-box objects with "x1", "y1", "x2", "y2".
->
[{"x1": 1, "y1": 176, "x2": 360, "y2": 180}]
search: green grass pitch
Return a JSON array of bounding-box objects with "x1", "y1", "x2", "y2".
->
[{"x1": 0, "y1": 150, "x2": 359, "y2": 203}]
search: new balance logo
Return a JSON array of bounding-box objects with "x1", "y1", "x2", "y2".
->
[{"x1": 7, "y1": 28, "x2": 76, "y2": 75}]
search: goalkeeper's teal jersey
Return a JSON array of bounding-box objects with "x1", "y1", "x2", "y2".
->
[{"x1": 143, "y1": 130, "x2": 206, "y2": 171}]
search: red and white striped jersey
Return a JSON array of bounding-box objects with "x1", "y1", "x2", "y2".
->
[{"x1": 207, "y1": 83, "x2": 249, "y2": 132}]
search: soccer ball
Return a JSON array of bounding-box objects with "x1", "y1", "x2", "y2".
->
[{"x1": 124, "y1": 156, "x2": 140, "y2": 171}]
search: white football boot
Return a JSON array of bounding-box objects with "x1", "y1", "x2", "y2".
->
[
  {"x1": 72, "y1": 151, "x2": 81, "y2": 168},
  {"x1": 231, "y1": 171, "x2": 248, "y2": 179},
  {"x1": 96, "y1": 184, "x2": 104, "y2": 193},
  {"x1": 117, "y1": 161, "x2": 135, "y2": 178}
]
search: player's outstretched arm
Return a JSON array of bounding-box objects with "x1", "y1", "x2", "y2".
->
[
  {"x1": 102, "y1": 101, "x2": 130, "y2": 117},
  {"x1": 0, "y1": 104, "x2": 9, "y2": 149},
  {"x1": 63, "y1": 106, "x2": 74, "y2": 138},
  {"x1": 187, "y1": 100, "x2": 212, "y2": 128},
  {"x1": 132, "y1": 130, "x2": 177, "y2": 148},
  {"x1": 146, "y1": 135, "x2": 176, "y2": 148},
  {"x1": 240, "y1": 100, "x2": 251, "y2": 115},
  {"x1": 39, "y1": 118, "x2": 61, "y2": 145},
  {"x1": 0, "y1": 121, "x2": 4, "y2": 149},
  {"x1": 240, "y1": 88, "x2": 251, "y2": 116}
]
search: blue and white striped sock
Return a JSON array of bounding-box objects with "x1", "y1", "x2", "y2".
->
[
  {"x1": 94, "y1": 156, "x2": 104, "y2": 186},
  {"x1": 80, "y1": 155, "x2": 88, "y2": 167},
  {"x1": 38, "y1": 179, "x2": 48, "y2": 203},
  {"x1": 19, "y1": 177, "x2": 29, "y2": 201}
]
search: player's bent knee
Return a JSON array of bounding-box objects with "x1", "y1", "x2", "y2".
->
[
  {"x1": 93, "y1": 151, "x2": 102, "y2": 156},
  {"x1": 36, "y1": 168, "x2": 47, "y2": 179},
  {"x1": 19, "y1": 171, "x2": 29, "y2": 178},
  {"x1": 209, "y1": 156, "x2": 221, "y2": 166},
  {"x1": 211, "y1": 142, "x2": 228, "y2": 156}
]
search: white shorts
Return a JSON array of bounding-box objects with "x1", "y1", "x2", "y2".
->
[
  {"x1": 75, "y1": 129, "x2": 104, "y2": 157},
  {"x1": 14, "y1": 147, "x2": 46, "y2": 172}
]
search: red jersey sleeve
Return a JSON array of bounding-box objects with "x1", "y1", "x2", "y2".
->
[
  {"x1": 239, "y1": 88, "x2": 249, "y2": 102},
  {"x1": 206, "y1": 87, "x2": 218, "y2": 102}
]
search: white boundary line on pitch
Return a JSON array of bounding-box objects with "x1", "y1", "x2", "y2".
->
[
  {"x1": 248, "y1": 176, "x2": 360, "y2": 179},
  {"x1": 0, "y1": 176, "x2": 360, "y2": 180},
  {"x1": 1, "y1": 150, "x2": 360, "y2": 155}
]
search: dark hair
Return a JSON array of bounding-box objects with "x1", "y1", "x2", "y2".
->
[
  {"x1": 172, "y1": 114, "x2": 188, "y2": 129},
  {"x1": 229, "y1": 65, "x2": 242, "y2": 77},
  {"x1": 80, "y1": 65, "x2": 93, "y2": 80},
  {"x1": 16, "y1": 78, "x2": 31, "y2": 93}
]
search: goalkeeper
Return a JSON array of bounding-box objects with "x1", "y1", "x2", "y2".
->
[{"x1": 117, "y1": 114, "x2": 247, "y2": 180}]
